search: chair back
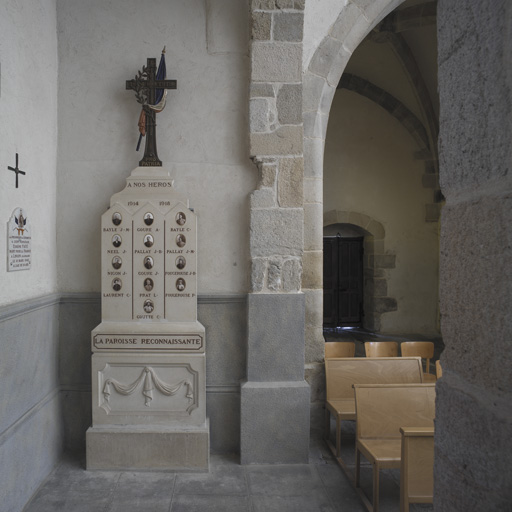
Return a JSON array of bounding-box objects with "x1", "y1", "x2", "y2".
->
[
  {"x1": 325, "y1": 341, "x2": 355, "y2": 358},
  {"x1": 325, "y1": 357, "x2": 423, "y2": 402},
  {"x1": 401, "y1": 341, "x2": 434, "y2": 375},
  {"x1": 354, "y1": 383, "x2": 436, "y2": 440},
  {"x1": 364, "y1": 341, "x2": 398, "y2": 357}
]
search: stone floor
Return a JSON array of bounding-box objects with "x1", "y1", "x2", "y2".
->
[{"x1": 23, "y1": 428, "x2": 433, "y2": 512}]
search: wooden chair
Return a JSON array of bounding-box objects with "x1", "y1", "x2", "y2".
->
[
  {"x1": 325, "y1": 341, "x2": 355, "y2": 358},
  {"x1": 324, "y1": 357, "x2": 423, "y2": 463},
  {"x1": 400, "y1": 341, "x2": 436, "y2": 382},
  {"x1": 400, "y1": 426, "x2": 434, "y2": 512},
  {"x1": 364, "y1": 341, "x2": 398, "y2": 357},
  {"x1": 436, "y1": 360, "x2": 442, "y2": 379},
  {"x1": 354, "y1": 383, "x2": 436, "y2": 512}
]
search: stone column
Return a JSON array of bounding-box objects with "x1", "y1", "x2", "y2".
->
[
  {"x1": 241, "y1": 0, "x2": 310, "y2": 464},
  {"x1": 435, "y1": 1, "x2": 512, "y2": 508}
]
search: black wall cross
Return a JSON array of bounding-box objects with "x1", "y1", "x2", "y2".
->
[
  {"x1": 7, "y1": 153, "x2": 26, "y2": 189},
  {"x1": 126, "y1": 56, "x2": 177, "y2": 167}
]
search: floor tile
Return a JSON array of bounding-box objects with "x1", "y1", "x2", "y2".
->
[
  {"x1": 107, "y1": 497, "x2": 172, "y2": 512},
  {"x1": 170, "y1": 494, "x2": 250, "y2": 512},
  {"x1": 324, "y1": 483, "x2": 367, "y2": 512},
  {"x1": 23, "y1": 495, "x2": 69, "y2": 512},
  {"x1": 316, "y1": 463, "x2": 354, "y2": 490},
  {"x1": 112, "y1": 471, "x2": 175, "y2": 499},
  {"x1": 251, "y1": 492, "x2": 336, "y2": 512},
  {"x1": 246, "y1": 464, "x2": 324, "y2": 496},
  {"x1": 24, "y1": 494, "x2": 113, "y2": 512},
  {"x1": 309, "y1": 434, "x2": 335, "y2": 465},
  {"x1": 174, "y1": 465, "x2": 247, "y2": 496},
  {"x1": 25, "y1": 458, "x2": 120, "y2": 506}
]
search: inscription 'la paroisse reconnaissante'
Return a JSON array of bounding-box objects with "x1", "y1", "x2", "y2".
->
[{"x1": 93, "y1": 333, "x2": 203, "y2": 350}]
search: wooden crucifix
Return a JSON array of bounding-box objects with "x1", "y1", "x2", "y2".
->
[
  {"x1": 8, "y1": 153, "x2": 26, "y2": 188},
  {"x1": 126, "y1": 51, "x2": 177, "y2": 167}
]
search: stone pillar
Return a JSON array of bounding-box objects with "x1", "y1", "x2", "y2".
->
[
  {"x1": 241, "y1": 293, "x2": 309, "y2": 464},
  {"x1": 241, "y1": 0, "x2": 310, "y2": 464},
  {"x1": 436, "y1": 1, "x2": 512, "y2": 508}
]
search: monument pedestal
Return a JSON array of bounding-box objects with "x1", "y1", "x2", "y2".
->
[
  {"x1": 87, "y1": 341, "x2": 209, "y2": 471},
  {"x1": 87, "y1": 167, "x2": 209, "y2": 471},
  {"x1": 86, "y1": 422, "x2": 209, "y2": 471}
]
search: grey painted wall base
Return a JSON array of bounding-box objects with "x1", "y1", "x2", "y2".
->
[
  {"x1": 241, "y1": 293, "x2": 310, "y2": 464},
  {"x1": 240, "y1": 380, "x2": 310, "y2": 464},
  {"x1": 0, "y1": 295, "x2": 63, "y2": 512},
  {"x1": 86, "y1": 420, "x2": 209, "y2": 471}
]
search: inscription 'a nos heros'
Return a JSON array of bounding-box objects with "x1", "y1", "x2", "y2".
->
[{"x1": 127, "y1": 182, "x2": 172, "y2": 188}]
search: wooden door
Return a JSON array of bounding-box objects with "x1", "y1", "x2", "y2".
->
[{"x1": 323, "y1": 236, "x2": 364, "y2": 327}]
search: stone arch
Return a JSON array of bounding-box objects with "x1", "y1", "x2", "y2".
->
[
  {"x1": 323, "y1": 210, "x2": 397, "y2": 331},
  {"x1": 302, "y1": 0, "x2": 406, "y2": 365},
  {"x1": 244, "y1": 0, "x2": 410, "y2": 462}
]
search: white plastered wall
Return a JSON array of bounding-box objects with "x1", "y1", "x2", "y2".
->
[
  {"x1": 56, "y1": 0, "x2": 256, "y2": 294},
  {"x1": 324, "y1": 90, "x2": 439, "y2": 335},
  {"x1": 0, "y1": 0, "x2": 58, "y2": 307}
]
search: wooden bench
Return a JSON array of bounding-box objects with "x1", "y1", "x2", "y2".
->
[
  {"x1": 354, "y1": 383, "x2": 436, "y2": 512},
  {"x1": 325, "y1": 357, "x2": 424, "y2": 462},
  {"x1": 400, "y1": 341, "x2": 436, "y2": 382},
  {"x1": 325, "y1": 341, "x2": 355, "y2": 358},
  {"x1": 400, "y1": 426, "x2": 434, "y2": 512}
]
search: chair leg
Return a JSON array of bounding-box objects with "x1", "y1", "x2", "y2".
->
[
  {"x1": 400, "y1": 491, "x2": 409, "y2": 512},
  {"x1": 373, "y1": 462, "x2": 380, "y2": 512},
  {"x1": 355, "y1": 448, "x2": 361, "y2": 487},
  {"x1": 400, "y1": 453, "x2": 408, "y2": 512},
  {"x1": 335, "y1": 416, "x2": 341, "y2": 457}
]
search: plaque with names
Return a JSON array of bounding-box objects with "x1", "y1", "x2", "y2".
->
[
  {"x1": 7, "y1": 207, "x2": 31, "y2": 272},
  {"x1": 164, "y1": 203, "x2": 197, "y2": 322},
  {"x1": 100, "y1": 197, "x2": 198, "y2": 323},
  {"x1": 101, "y1": 204, "x2": 133, "y2": 320}
]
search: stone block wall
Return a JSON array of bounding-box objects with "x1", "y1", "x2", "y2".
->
[
  {"x1": 243, "y1": 0, "x2": 310, "y2": 464},
  {"x1": 249, "y1": 0, "x2": 305, "y2": 294},
  {"x1": 436, "y1": 0, "x2": 512, "y2": 509}
]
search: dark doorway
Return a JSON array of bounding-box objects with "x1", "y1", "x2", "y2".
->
[{"x1": 323, "y1": 236, "x2": 364, "y2": 328}]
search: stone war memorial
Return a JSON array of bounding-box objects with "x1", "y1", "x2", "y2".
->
[
  {"x1": 86, "y1": 50, "x2": 209, "y2": 471},
  {"x1": 3, "y1": 2, "x2": 512, "y2": 510}
]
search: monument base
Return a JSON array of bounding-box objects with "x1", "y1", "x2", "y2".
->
[{"x1": 86, "y1": 420, "x2": 209, "y2": 471}]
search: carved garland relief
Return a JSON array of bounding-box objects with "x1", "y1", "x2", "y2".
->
[{"x1": 100, "y1": 364, "x2": 197, "y2": 414}]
